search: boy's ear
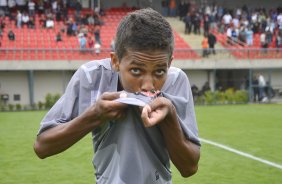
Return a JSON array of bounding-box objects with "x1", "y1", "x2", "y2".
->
[
  {"x1": 168, "y1": 56, "x2": 173, "y2": 68},
  {"x1": 110, "y1": 52, "x2": 120, "y2": 71}
]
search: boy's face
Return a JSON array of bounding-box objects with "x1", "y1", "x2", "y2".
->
[{"x1": 111, "y1": 50, "x2": 172, "y2": 93}]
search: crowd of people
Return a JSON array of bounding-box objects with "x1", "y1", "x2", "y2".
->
[
  {"x1": 0, "y1": 0, "x2": 105, "y2": 53},
  {"x1": 162, "y1": 0, "x2": 282, "y2": 50}
]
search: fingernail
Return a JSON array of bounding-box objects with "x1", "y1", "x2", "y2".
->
[{"x1": 120, "y1": 92, "x2": 127, "y2": 98}]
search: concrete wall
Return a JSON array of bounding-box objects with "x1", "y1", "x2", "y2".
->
[
  {"x1": 184, "y1": 70, "x2": 209, "y2": 89},
  {"x1": 0, "y1": 71, "x2": 73, "y2": 106},
  {"x1": 0, "y1": 71, "x2": 29, "y2": 105},
  {"x1": 33, "y1": 71, "x2": 73, "y2": 103},
  {"x1": 1, "y1": 68, "x2": 282, "y2": 106}
]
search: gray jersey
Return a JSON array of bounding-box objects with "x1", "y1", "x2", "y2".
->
[{"x1": 38, "y1": 58, "x2": 200, "y2": 184}]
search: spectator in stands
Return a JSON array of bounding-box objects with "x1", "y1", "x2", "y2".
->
[
  {"x1": 27, "y1": 15, "x2": 35, "y2": 28},
  {"x1": 16, "y1": 10, "x2": 22, "y2": 28},
  {"x1": 238, "y1": 26, "x2": 247, "y2": 45},
  {"x1": 222, "y1": 11, "x2": 232, "y2": 30},
  {"x1": 46, "y1": 18, "x2": 54, "y2": 29},
  {"x1": 16, "y1": 0, "x2": 27, "y2": 12},
  {"x1": 43, "y1": 0, "x2": 51, "y2": 13},
  {"x1": 55, "y1": 8, "x2": 62, "y2": 22},
  {"x1": 51, "y1": 0, "x2": 57, "y2": 13},
  {"x1": 88, "y1": 36, "x2": 94, "y2": 49},
  {"x1": 74, "y1": 0, "x2": 82, "y2": 17},
  {"x1": 33, "y1": 9, "x2": 200, "y2": 183},
  {"x1": 203, "y1": 14, "x2": 210, "y2": 36},
  {"x1": 265, "y1": 28, "x2": 273, "y2": 47},
  {"x1": 161, "y1": 0, "x2": 168, "y2": 17},
  {"x1": 8, "y1": 30, "x2": 15, "y2": 40},
  {"x1": 78, "y1": 33, "x2": 86, "y2": 52},
  {"x1": 93, "y1": 12, "x2": 103, "y2": 26},
  {"x1": 277, "y1": 12, "x2": 282, "y2": 30},
  {"x1": 231, "y1": 27, "x2": 238, "y2": 44},
  {"x1": 94, "y1": 24, "x2": 101, "y2": 45},
  {"x1": 56, "y1": 31, "x2": 62, "y2": 42},
  {"x1": 80, "y1": 14, "x2": 89, "y2": 26},
  {"x1": 226, "y1": 25, "x2": 232, "y2": 45},
  {"x1": 46, "y1": 10, "x2": 53, "y2": 20},
  {"x1": 209, "y1": 10, "x2": 217, "y2": 32},
  {"x1": 275, "y1": 31, "x2": 282, "y2": 50},
  {"x1": 21, "y1": 12, "x2": 29, "y2": 27},
  {"x1": 37, "y1": 0, "x2": 44, "y2": 14},
  {"x1": 0, "y1": 0, "x2": 7, "y2": 13},
  {"x1": 183, "y1": 12, "x2": 192, "y2": 34},
  {"x1": 61, "y1": 1, "x2": 68, "y2": 21},
  {"x1": 39, "y1": 14, "x2": 46, "y2": 28},
  {"x1": 202, "y1": 34, "x2": 209, "y2": 57},
  {"x1": 8, "y1": 0, "x2": 16, "y2": 14},
  {"x1": 192, "y1": 12, "x2": 201, "y2": 35},
  {"x1": 169, "y1": 0, "x2": 176, "y2": 17},
  {"x1": 28, "y1": 0, "x2": 35, "y2": 16},
  {"x1": 66, "y1": 23, "x2": 73, "y2": 36},
  {"x1": 232, "y1": 15, "x2": 240, "y2": 29},
  {"x1": 79, "y1": 25, "x2": 88, "y2": 35},
  {"x1": 260, "y1": 31, "x2": 268, "y2": 52},
  {"x1": 71, "y1": 21, "x2": 78, "y2": 36},
  {"x1": 94, "y1": 42, "x2": 101, "y2": 55},
  {"x1": 87, "y1": 14, "x2": 95, "y2": 26},
  {"x1": 208, "y1": 32, "x2": 217, "y2": 55},
  {"x1": 0, "y1": 16, "x2": 5, "y2": 30},
  {"x1": 178, "y1": 0, "x2": 188, "y2": 20},
  {"x1": 246, "y1": 26, "x2": 254, "y2": 46}
]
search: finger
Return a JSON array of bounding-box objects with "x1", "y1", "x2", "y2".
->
[
  {"x1": 141, "y1": 105, "x2": 152, "y2": 127},
  {"x1": 101, "y1": 91, "x2": 125, "y2": 101},
  {"x1": 108, "y1": 100, "x2": 128, "y2": 110},
  {"x1": 148, "y1": 97, "x2": 166, "y2": 111}
]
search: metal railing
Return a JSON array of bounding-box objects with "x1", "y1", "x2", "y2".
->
[{"x1": 0, "y1": 48, "x2": 282, "y2": 61}]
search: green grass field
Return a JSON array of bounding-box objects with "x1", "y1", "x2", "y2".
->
[{"x1": 0, "y1": 104, "x2": 282, "y2": 183}]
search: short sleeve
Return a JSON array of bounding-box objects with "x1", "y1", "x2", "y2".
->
[
  {"x1": 37, "y1": 68, "x2": 82, "y2": 135},
  {"x1": 162, "y1": 68, "x2": 200, "y2": 146}
]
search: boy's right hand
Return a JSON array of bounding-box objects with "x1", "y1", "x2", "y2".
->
[{"x1": 83, "y1": 92, "x2": 128, "y2": 125}]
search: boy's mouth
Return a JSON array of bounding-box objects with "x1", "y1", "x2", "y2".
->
[{"x1": 139, "y1": 90, "x2": 160, "y2": 97}]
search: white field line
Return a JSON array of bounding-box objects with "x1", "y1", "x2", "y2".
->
[{"x1": 200, "y1": 138, "x2": 282, "y2": 170}]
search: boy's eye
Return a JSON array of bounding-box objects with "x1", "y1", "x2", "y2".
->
[
  {"x1": 155, "y1": 69, "x2": 166, "y2": 76},
  {"x1": 130, "y1": 68, "x2": 141, "y2": 75}
]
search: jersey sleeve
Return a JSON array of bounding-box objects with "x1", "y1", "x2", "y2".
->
[
  {"x1": 162, "y1": 68, "x2": 200, "y2": 146},
  {"x1": 37, "y1": 68, "x2": 82, "y2": 135}
]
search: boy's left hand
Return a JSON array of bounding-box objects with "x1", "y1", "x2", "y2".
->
[{"x1": 141, "y1": 97, "x2": 174, "y2": 127}]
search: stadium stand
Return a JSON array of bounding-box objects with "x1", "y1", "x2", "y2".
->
[{"x1": 0, "y1": 7, "x2": 199, "y2": 61}]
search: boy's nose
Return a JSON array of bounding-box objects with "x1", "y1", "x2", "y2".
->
[{"x1": 141, "y1": 76, "x2": 155, "y2": 92}]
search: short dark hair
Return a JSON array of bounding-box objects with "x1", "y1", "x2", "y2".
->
[{"x1": 114, "y1": 8, "x2": 174, "y2": 60}]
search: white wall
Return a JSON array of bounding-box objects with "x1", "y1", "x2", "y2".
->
[
  {"x1": 1, "y1": 69, "x2": 282, "y2": 106},
  {"x1": 33, "y1": 71, "x2": 73, "y2": 103},
  {"x1": 0, "y1": 71, "x2": 29, "y2": 105},
  {"x1": 184, "y1": 70, "x2": 209, "y2": 90}
]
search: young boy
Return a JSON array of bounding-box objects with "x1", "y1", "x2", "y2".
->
[{"x1": 34, "y1": 8, "x2": 200, "y2": 183}]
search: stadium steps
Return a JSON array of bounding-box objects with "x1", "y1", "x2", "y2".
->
[{"x1": 166, "y1": 17, "x2": 228, "y2": 60}]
